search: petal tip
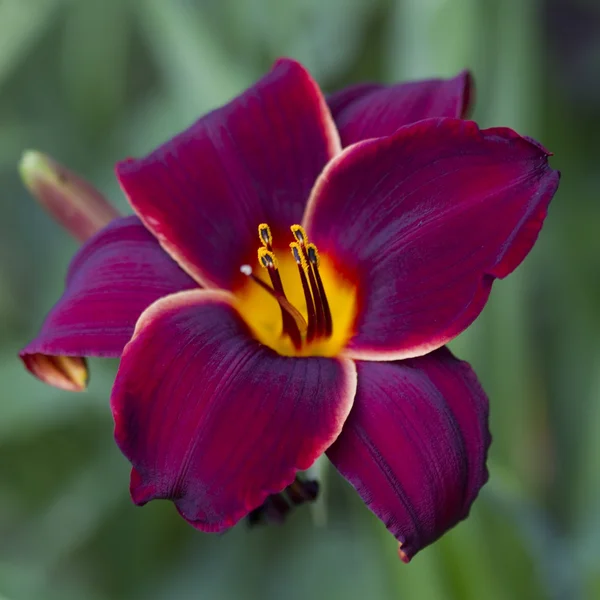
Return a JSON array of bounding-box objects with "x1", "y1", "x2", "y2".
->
[
  {"x1": 272, "y1": 56, "x2": 303, "y2": 70},
  {"x1": 20, "y1": 352, "x2": 89, "y2": 392},
  {"x1": 398, "y1": 542, "x2": 411, "y2": 564},
  {"x1": 328, "y1": 354, "x2": 490, "y2": 562},
  {"x1": 19, "y1": 150, "x2": 53, "y2": 189},
  {"x1": 522, "y1": 135, "x2": 554, "y2": 157},
  {"x1": 114, "y1": 157, "x2": 135, "y2": 176},
  {"x1": 129, "y1": 468, "x2": 159, "y2": 506}
]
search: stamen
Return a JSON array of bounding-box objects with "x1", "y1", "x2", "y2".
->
[
  {"x1": 290, "y1": 224, "x2": 307, "y2": 245},
  {"x1": 290, "y1": 243, "x2": 306, "y2": 270},
  {"x1": 258, "y1": 247, "x2": 298, "y2": 341},
  {"x1": 246, "y1": 222, "x2": 336, "y2": 351},
  {"x1": 258, "y1": 247, "x2": 278, "y2": 270},
  {"x1": 290, "y1": 225, "x2": 326, "y2": 338},
  {"x1": 241, "y1": 264, "x2": 306, "y2": 349},
  {"x1": 290, "y1": 242, "x2": 317, "y2": 342},
  {"x1": 307, "y1": 243, "x2": 333, "y2": 337},
  {"x1": 258, "y1": 223, "x2": 273, "y2": 248},
  {"x1": 306, "y1": 244, "x2": 320, "y2": 268}
]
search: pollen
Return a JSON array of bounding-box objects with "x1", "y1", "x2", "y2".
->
[
  {"x1": 258, "y1": 223, "x2": 272, "y2": 248},
  {"x1": 289, "y1": 242, "x2": 308, "y2": 270},
  {"x1": 257, "y1": 247, "x2": 278, "y2": 270},
  {"x1": 306, "y1": 243, "x2": 320, "y2": 267},
  {"x1": 290, "y1": 224, "x2": 308, "y2": 245}
]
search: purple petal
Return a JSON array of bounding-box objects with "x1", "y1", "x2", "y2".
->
[
  {"x1": 304, "y1": 118, "x2": 560, "y2": 360},
  {"x1": 327, "y1": 348, "x2": 490, "y2": 562},
  {"x1": 328, "y1": 71, "x2": 473, "y2": 146},
  {"x1": 111, "y1": 290, "x2": 356, "y2": 532},
  {"x1": 20, "y1": 216, "x2": 197, "y2": 390},
  {"x1": 116, "y1": 58, "x2": 340, "y2": 291}
]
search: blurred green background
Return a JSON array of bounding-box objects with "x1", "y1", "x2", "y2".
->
[{"x1": 1, "y1": 0, "x2": 599, "y2": 598}]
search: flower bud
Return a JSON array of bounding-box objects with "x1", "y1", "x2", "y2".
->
[{"x1": 19, "y1": 150, "x2": 120, "y2": 242}]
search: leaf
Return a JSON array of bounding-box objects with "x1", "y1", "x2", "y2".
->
[
  {"x1": 135, "y1": 0, "x2": 253, "y2": 121},
  {"x1": 60, "y1": 0, "x2": 131, "y2": 138},
  {"x1": 0, "y1": 0, "x2": 62, "y2": 90}
]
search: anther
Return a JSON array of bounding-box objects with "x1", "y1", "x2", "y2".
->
[
  {"x1": 291, "y1": 244, "x2": 301, "y2": 264},
  {"x1": 290, "y1": 242, "x2": 308, "y2": 270},
  {"x1": 306, "y1": 243, "x2": 320, "y2": 267},
  {"x1": 258, "y1": 223, "x2": 273, "y2": 248},
  {"x1": 258, "y1": 247, "x2": 278, "y2": 270},
  {"x1": 290, "y1": 224, "x2": 307, "y2": 245}
]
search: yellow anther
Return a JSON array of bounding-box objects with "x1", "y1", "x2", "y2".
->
[
  {"x1": 289, "y1": 242, "x2": 309, "y2": 270},
  {"x1": 306, "y1": 243, "x2": 320, "y2": 267},
  {"x1": 290, "y1": 224, "x2": 308, "y2": 245},
  {"x1": 258, "y1": 246, "x2": 278, "y2": 270},
  {"x1": 258, "y1": 223, "x2": 273, "y2": 247}
]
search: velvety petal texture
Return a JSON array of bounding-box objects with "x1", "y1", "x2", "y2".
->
[
  {"x1": 111, "y1": 290, "x2": 357, "y2": 532},
  {"x1": 327, "y1": 348, "x2": 490, "y2": 562},
  {"x1": 117, "y1": 58, "x2": 341, "y2": 291},
  {"x1": 328, "y1": 71, "x2": 472, "y2": 146},
  {"x1": 304, "y1": 118, "x2": 560, "y2": 360},
  {"x1": 20, "y1": 216, "x2": 196, "y2": 390}
]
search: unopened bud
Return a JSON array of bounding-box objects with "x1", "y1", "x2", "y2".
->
[{"x1": 19, "y1": 150, "x2": 120, "y2": 242}]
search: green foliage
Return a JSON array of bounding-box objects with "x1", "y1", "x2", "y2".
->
[{"x1": 0, "y1": 0, "x2": 598, "y2": 598}]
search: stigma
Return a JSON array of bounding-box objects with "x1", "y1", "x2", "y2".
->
[{"x1": 240, "y1": 223, "x2": 334, "y2": 350}]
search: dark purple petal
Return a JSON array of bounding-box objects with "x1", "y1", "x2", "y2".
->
[
  {"x1": 111, "y1": 290, "x2": 356, "y2": 532},
  {"x1": 116, "y1": 58, "x2": 340, "y2": 291},
  {"x1": 328, "y1": 71, "x2": 473, "y2": 146},
  {"x1": 327, "y1": 348, "x2": 490, "y2": 562},
  {"x1": 304, "y1": 118, "x2": 560, "y2": 360},
  {"x1": 20, "y1": 216, "x2": 197, "y2": 390}
]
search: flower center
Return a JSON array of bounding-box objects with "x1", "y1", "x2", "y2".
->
[{"x1": 234, "y1": 223, "x2": 357, "y2": 357}]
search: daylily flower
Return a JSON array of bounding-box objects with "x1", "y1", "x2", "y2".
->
[{"x1": 20, "y1": 59, "x2": 559, "y2": 561}]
